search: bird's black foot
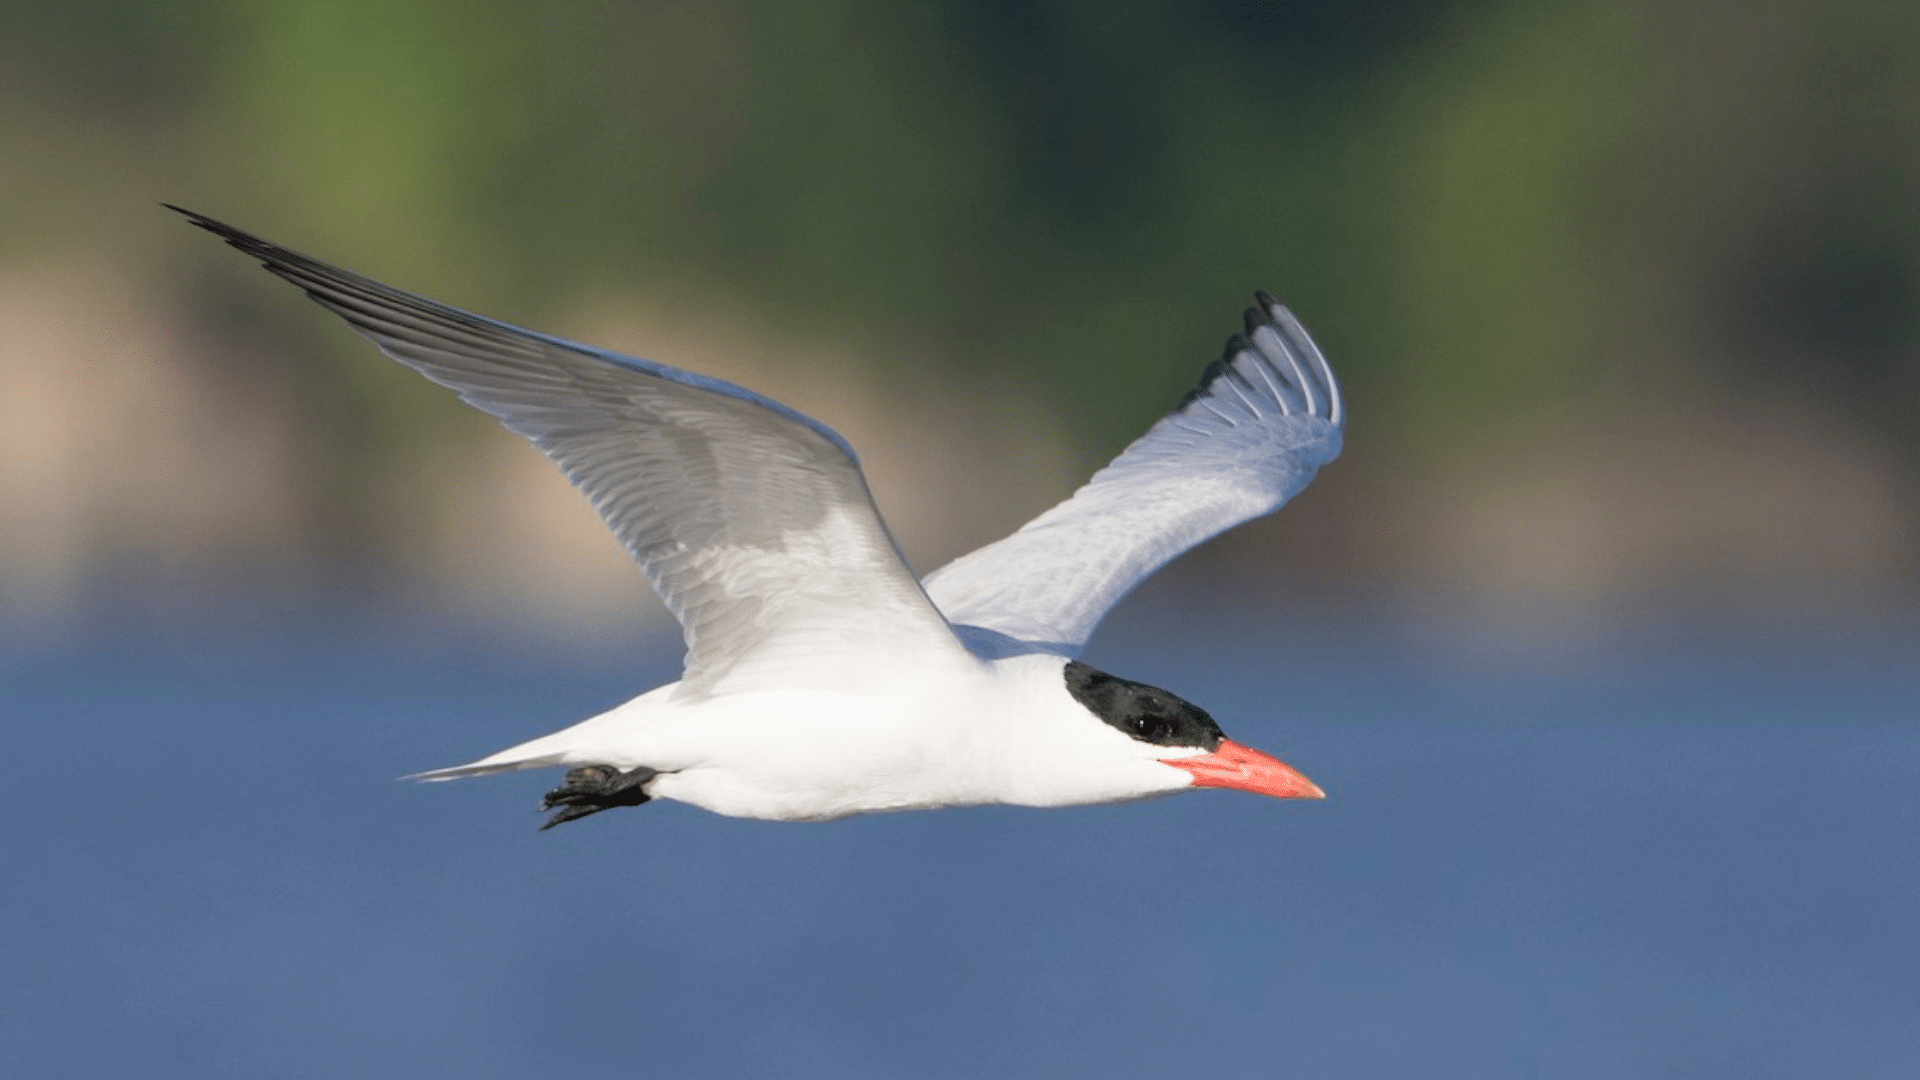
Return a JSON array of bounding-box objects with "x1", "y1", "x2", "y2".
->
[{"x1": 539, "y1": 764, "x2": 660, "y2": 830}]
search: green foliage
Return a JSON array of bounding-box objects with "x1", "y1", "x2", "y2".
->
[{"x1": 5, "y1": 0, "x2": 1916, "y2": 469}]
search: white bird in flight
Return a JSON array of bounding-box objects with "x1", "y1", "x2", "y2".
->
[{"x1": 175, "y1": 207, "x2": 1344, "y2": 828}]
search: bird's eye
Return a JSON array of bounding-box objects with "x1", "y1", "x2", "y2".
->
[{"x1": 1134, "y1": 714, "x2": 1173, "y2": 741}]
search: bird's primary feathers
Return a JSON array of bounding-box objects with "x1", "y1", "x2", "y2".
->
[{"x1": 174, "y1": 206, "x2": 1344, "y2": 827}]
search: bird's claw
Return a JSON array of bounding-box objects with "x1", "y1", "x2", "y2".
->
[{"x1": 538, "y1": 765, "x2": 659, "y2": 830}]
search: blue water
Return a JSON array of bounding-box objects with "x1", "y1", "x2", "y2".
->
[{"x1": 4, "y1": 595, "x2": 1917, "y2": 1078}]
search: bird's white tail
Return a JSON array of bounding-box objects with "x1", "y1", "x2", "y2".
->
[
  {"x1": 404, "y1": 725, "x2": 594, "y2": 781},
  {"x1": 404, "y1": 690, "x2": 655, "y2": 782},
  {"x1": 405, "y1": 753, "x2": 570, "y2": 782}
]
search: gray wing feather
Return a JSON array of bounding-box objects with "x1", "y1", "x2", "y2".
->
[
  {"x1": 176, "y1": 208, "x2": 965, "y2": 694},
  {"x1": 922, "y1": 294, "x2": 1343, "y2": 657}
]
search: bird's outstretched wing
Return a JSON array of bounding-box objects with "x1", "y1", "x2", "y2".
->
[
  {"x1": 922, "y1": 294, "x2": 1343, "y2": 658},
  {"x1": 175, "y1": 207, "x2": 966, "y2": 695}
]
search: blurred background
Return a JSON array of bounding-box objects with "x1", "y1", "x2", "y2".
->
[{"x1": 3, "y1": 2, "x2": 1916, "y2": 1078}]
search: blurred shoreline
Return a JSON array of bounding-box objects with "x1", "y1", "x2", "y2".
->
[
  {"x1": 8, "y1": 562, "x2": 1914, "y2": 684},
  {"x1": 3, "y1": 289, "x2": 1911, "y2": 619}
]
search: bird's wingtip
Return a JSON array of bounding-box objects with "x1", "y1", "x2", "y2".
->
[{"x1": 162, "y1": 202, "x2": 214, "y2": 227}]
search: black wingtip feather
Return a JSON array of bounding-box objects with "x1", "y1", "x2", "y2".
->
[
  {"x1": 1177, "y1": 339, "x2": 1244, "y2": 408},
  {"x1": 1243, "y1": 294, "x2": 1293, "y2": 339},
  {"x1": 166, "y1": 206, "x2": 318, "y2": 275},
  {"x1": 169, "y1": 205, "x2": 297, "y2": 279},
  {"x1": 171, "y1": 210, "x2": 493, "y2": 350},
  {"x1": 1174, "y1": 293, "x2": 1318, "y2": 414},
  {"x1": 166, "y1": 204, "x2": 245, "y2": 244}
]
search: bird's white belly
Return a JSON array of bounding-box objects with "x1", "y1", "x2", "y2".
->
[
  {"x1": 514, "y1": 652, "x2": 1201, "y2": 821},
  {"x1": 583, "y1": 686, "x2": 997, "y2": 822}
]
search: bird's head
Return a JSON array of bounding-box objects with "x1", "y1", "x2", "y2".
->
[{"x1": 1062, "y1": 660, "x2": 1325, "y2": 802}]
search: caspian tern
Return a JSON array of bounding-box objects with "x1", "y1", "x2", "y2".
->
[{"x1": 174, "y1": 207, "x2": 1345, "y2": 828}]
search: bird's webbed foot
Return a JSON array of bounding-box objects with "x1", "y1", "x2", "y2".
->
[{"x1": 539, "y1": 764, "x2": 660, "y2": 830}]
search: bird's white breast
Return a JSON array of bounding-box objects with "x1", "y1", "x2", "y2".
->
[{"x1": 559, "y1": 653, "x2": 1191, "y2": 821}]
